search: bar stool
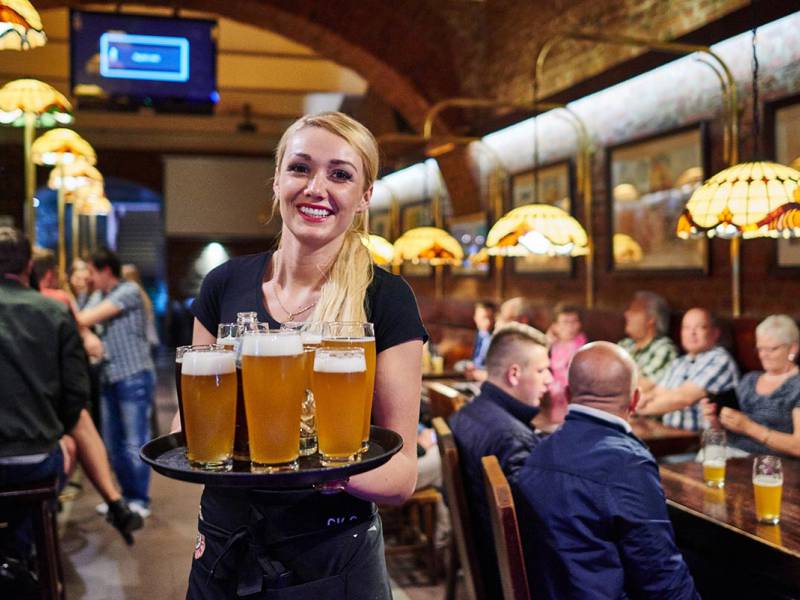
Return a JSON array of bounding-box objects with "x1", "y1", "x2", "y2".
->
[{"x1": 0, "y1": 477, "x2": 66, "y2": 600}]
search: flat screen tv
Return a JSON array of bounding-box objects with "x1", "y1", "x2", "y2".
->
[{"x1": 70, "y1": 10, "x2": 218, "y2": 114}]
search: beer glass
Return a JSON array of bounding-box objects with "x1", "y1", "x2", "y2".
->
[
  {"x1": 240, "y1": 326, "x2": 305, "y2": 472},
  {"x1": 233, "y1": 313, "x2": 259, "y2": 462},
  {"x1": 701, "y1": 429, "x2": 727, "y2": 488},
  {"x1": 313, "y1": 347, "x2": 367, "y2": 466},
  {"x1": 753, "y1": 455, "x2": 783, "y2": 524},
  {"x1": 181, "y1": 347, "x2": 238, "y2": 470},
  {"x1": 323, "y1": 322, "x2": 376, "y2": 452},
  {"x1": 217, "y1": 323, "x2": 239, "y2": 351},
  {"x1": 175, "y1": 344, "x2": 219, "y2": 437},
  {"x1": 282, "y1": 321, "x2": 324, "y2": 456}
]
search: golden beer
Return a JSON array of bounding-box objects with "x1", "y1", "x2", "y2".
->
[
  {"x1": 313, "y1": 348, "x2": 367, "y2": 465},
  {"x1": 323, "y1": 337, "x2": 376, "y2": 445},
  {"x1": 753, "y1": 476, "x2": 783, "y2": 524},
  {"x1": 181, "y1": 350, "x2": 238, "y2": 470},
  {"x1": 703, "y1": 459, "x2": 726, "y2": 488},
  {"x1": 241, "y1": 331, "x2": 305, "y2": 471}
]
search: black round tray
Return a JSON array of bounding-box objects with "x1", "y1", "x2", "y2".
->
[{"x1": 139, "y1": 426, "x2": 403, "y2": 488}]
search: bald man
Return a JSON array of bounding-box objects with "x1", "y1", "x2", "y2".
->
[
  {"x1": 637, "y1": 308, "x2": 739, "y2": 431},
  {"x1": 517, "y1": 342, "x2": 699, "y2": 600}
]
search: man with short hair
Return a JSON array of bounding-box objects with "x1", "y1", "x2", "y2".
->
[
  {"x1": 637, "y1": 307, "x2": 739, "y2": 431},
  {"x1": 449, "y1": 322, "x2": 552, "y2": 599},
  {"x1": 518, "y1": 342, "x2": 699, "y2": 599},
  {"x1": 470, "y1": 300, "x2": 496, "y2": 370},
  {"x1": 78, "y1": 248, "x2": 155, "y2": 517},
  {"x1": 0, "y1": 228, "x2": 141, "y2": 569},
  {"x1": 618, "y1": 291, "x2": 677, "y2": 392}
]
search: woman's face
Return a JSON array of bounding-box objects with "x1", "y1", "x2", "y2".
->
[
  {"x1": 756, "y1": 332, "x2": 798, "y2": 375},
  {"x1": 274, "y1": 127, "x2": 371, "y2": 248},
  {"x1": 70, "y1": 267, "x2": 90, "y2": 293}
]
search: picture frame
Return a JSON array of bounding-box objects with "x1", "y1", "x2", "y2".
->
[
  {"x1": 449, "y1": 212, "x2": 490, "y2": 277},
  {"x1": 607, "y1": 124, "x2": 709, "y2": 273},
  {"x1": 400, "y1": 201, "x2": 433, "y2": 277},
  {"x1": 509, "y1": 160, "x2": 573, "y2": 274},
  {"x1": 369, "y1": 210, "x2": 393, "y2": 241},
  {"x1": 766, "y1": 94, "x2": 800, "y2": 269}
]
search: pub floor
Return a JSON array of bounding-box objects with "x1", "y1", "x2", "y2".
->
[{"x1": 57, "y1": 351, "x2": 450, "y2": 599}]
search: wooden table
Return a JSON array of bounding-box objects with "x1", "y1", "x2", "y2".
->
[
  {"x1": 629, "y1": 417, "x2": 700, "y2": 458},
  {"x1": 660, "y1": 458, "x2": 800, "y2": 595},
  {"x1": 422, "y1": 370, "x2": 465, "y2": 381}
]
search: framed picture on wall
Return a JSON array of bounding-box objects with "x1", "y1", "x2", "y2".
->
[
  {"x1": 608, "y1": 124, "x2": 708, "y2": 272},
  {"x1": 768, "y1": 95, "x2": 800, "y2": 269},
  {"x1": 400, "y1": 201, "x2": 434, "y2": 277},
  {"x1": 449, "y1": 212, "x2": 490, "y2": 277},
  {"x1": 369, "y1": 210, "x2": 393, "y2": 241},
  {"x1": 509, "y1": 161, "x2": 573, "y2": 274}
]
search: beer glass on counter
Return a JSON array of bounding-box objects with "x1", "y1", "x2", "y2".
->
[
  {"x1": 313, "y1": 347, "x2": 367, "y2": 465},
  {"x1": 701, "y1": 429, "x2": 727, "y2": 488},
  {"x1": 283, "y1": 321, "x2": 324, "y2": 456},
  {"x1": 753, "y1": 455, "x2": 783, "y2": 524},
  {"x1": 322, "y1": 322, "x2": 376, "y2": 452},
  {"x1": 181, "y1": 347, "x2": 238, "y2": 470},
  {"x1": 240, "y1": 326, "x2": 305, "y2": 472}
]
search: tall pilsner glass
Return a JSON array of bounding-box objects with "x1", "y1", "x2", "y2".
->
[
  {"x1": 313, "y1": 347, "x2": 367, "y2": 465},
  {"x1": 241, "y1": 327, "x2": 305, "y2": 472},
  {"x1": 701, "y1": 429, "x2": 727, "y2": 488},
  {"x1": 181, "y1": 347, "x2": 238, "y2": 471},
  {"x1": 753, "y1": 455, "x2": 783, "y2": 524},
  {"x1": 282, "y1": 321, "x2": 324, "y2": 456},
  {"x1": 176, "y1": 344, "x2": 219, "y2": 439},
  {"x1": 323, "y1": 322, "x2": 376, "y2": 452}
]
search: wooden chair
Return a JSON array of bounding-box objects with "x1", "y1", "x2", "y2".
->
[
  {"x1": 381, "y1": 486, "x2": 442, "y2": 584},
  {"x1": 427, "y1": 382, "x2": 468, "y2": 420},
  {"x1": 481, "y1": 455, "x2": 530, "y2": 600},
  {"x1": 0, "y1": 477, "x2": 66, "y2": 600},
  {"x1": 432, "y1": 417, "x2": 485, "y2": 600}
]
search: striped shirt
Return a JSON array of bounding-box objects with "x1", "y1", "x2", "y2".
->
[
  {"x1": 659, "y1": 346, "x2": 739, "y2": 431},
  {"x1": 90, "y1": 281, "x2": 154, "y2": 384},
  {"x1": 618, "y1": 336, "x2": 678, "y2": 383}
]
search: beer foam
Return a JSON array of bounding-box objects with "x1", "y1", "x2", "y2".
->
[
  {"x1": 182, "y1": 351, "x2": 236, "y2": 375},
  {"x1": 241, "y1": 333, "x2": 303, "y2": 356},
  {"x1": 300, "y1": 332, "x2": 322, "y2": 345},
  {"x1": 314, "y1": 353, "x2": 366, "y2": 373},
  {"x1": 324, "y1": 336, "x2": 374, "y2": 343},
  {"x1": 702, "y1": 459, "x2": 725, "y2": 468},
  {"x1": 753, "y1": 475, "x2": 783, "y2": 487}
]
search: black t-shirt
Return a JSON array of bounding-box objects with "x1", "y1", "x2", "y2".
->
[{"x1": 192, "y1": 251, "x2": 428, "y2": 353}]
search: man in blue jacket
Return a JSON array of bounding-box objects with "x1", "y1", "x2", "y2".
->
[
  {"x1": 449, "y1": 322, "x2": 552, "y2": 599},
  {"x1": 517, "y1": 341, "x2": 699, "y2": 599}
]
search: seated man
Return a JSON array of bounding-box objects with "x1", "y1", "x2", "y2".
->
[
  {"x1": 518, "y1": 342, "x2": 699, "y2": 599},
  {"x1": 448, "y1": 323, "x2": 551, "y2": 599},
  {"x1": 618, "y1": 291, "x2": 677, "y2": 392},
  {"x1": 0, "y1": 228, "x2": 142, "y2": 568},
  {"x1": 637, "y1": 307, "x2": 739, "y2": 430},
  {"x1": 466, "y1": 297, "x2": 534, "y2": 382}
]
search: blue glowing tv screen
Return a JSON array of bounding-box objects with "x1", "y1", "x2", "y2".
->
[{"x1": 70, "y1": 10, "x2": 218, "y2": 113}]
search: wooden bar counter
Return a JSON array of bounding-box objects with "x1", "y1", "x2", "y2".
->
[{"x1": 660, "y1": 457, "x2": 800, "y2": 596}]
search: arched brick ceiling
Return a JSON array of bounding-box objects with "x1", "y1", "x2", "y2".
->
[{"x1": 37, "y1": 0, "x2": 464, "y2": 130}]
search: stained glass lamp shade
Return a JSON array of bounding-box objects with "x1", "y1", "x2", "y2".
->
[
  {"x1": 486, "y1": 204, "x2": 588, "y2": 257},
  {"x1": 393, "y1": 227, "x2": 464, "y2": 265}
]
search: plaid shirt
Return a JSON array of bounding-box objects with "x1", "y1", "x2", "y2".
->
[
  {"x1": 90, "y1": 282, "x2": 154, "y2": 384},
  {"x1": 618, "y1": 335, "x2": 678, "y2": 383},
  {"x1": 659, "y1": 346, "x2": 739, "y2": 431}
]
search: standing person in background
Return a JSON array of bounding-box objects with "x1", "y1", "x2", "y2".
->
[
  {"x1": 546, "y1": 304, "x2": 587, "y2": 424},
  {"x1": 177, "y1": 111, "x2": 426, "y2": 599},
  {"x1": 121, "y1": 263, "x2": 160, "y2": 351},
  {"x1": 77, "y1": 248, "x2": 155, "y2": 519},
  {"x1": 618, "y1": 291, "x2": 677, "y2": 392},
  {"x1": 470, "y1": 301, "x2": 496, "y2": 370},
  {"x1": 69, "y1": 259, "x2": 92, "y2": 309}
]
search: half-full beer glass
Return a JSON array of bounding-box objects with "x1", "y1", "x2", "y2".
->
[
  {"x1": 283, "y1": 321, "x2": 324, "y2": 456},
  {"x1": 323, "y1": 322, "x2": 376, "y2": 452},
  {"x1": 753, "y1": 455, "x2": 783, "y2": 524},
  {"x1": 701, "y1": 429, "x2": 727, "y2": 488},
  {"x1": 313, "y1": 347, "x2": 367, "y2": 466},
  {"x1": 241, "y1": 326, "x2": 305, "y2": 472},
  {"x1": 181, "y1": 347, "x2": 238, "y2": 470}
]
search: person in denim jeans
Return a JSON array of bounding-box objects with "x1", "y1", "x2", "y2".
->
[{"x1": 78, "y1": 248, "x2": 155, "y2": 517}]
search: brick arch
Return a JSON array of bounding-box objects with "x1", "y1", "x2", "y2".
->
[{"x1": 39, "y1": 0, "x2": 464, "y2": 130}]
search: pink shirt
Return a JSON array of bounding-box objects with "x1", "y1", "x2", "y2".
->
[{"x1": 549, "y1": 333, "x2": 587, "y2": 396}]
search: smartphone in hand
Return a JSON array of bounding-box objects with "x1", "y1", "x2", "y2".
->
[{"x1": 708, "y1": 388, "x2": 739, "y2": 415}]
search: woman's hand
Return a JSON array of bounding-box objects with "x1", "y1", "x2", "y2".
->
[
  {"x1": 699, "y1": 398, "x2": 721, "y2": 429},
  {"x1": 718, "y1": 407, "x2": 752, "y2": 434}
]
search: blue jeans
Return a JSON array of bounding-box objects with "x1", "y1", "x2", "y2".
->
[{"x1": 101, "y1": 370, "x2": 154, "y2": 506}]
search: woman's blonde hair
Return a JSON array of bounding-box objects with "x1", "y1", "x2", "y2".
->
[{"x1": 273, "y1": 111, "x2": 378, "y2": 323}]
